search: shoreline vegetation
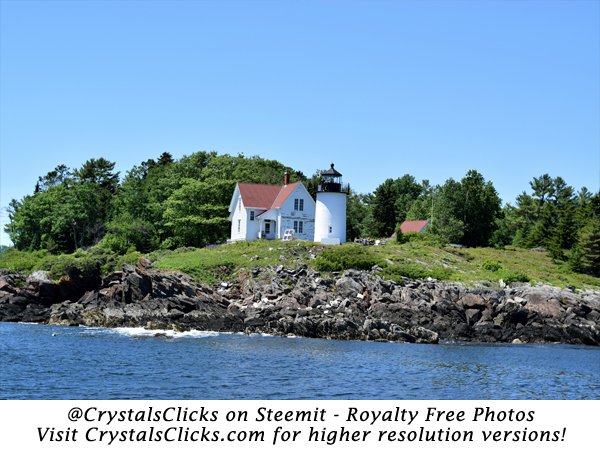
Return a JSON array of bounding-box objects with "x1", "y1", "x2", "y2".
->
[
  {"x1": 1, "y1": 151, "x2": 599, "y2": 344},
  {"x1": 1, "y1": 238, "x2": 599, "y2": 290},
  {"x1": 1, "y1": 240, "x2": 599, "y2": 346}
]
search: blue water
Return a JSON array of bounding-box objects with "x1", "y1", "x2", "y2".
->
[{"x1": 1, "y1": 322, "x2": 599, "y2": 399}]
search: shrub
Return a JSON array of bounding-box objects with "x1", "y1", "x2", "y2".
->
[
  {"x1": 481, "y1": 260, "x2": 502, "y2": 272},
  {"x1": 46, "y1": 253, "x2": 102, "y2": 280},
  {"x1": 96, "y1": 233, "x2": 134, "y2": 255},
  {"x1": 116, "y1": 250, "x2": 143, "y2": 270},
  {"x1": 382, "y1": 262, "x2": 452, "y2": 282},
  {"x1": 501, "y1": 270, "x2": 530, "y2": 285},
  {"x1": 408, "y1": 232, "x2": 446, "y2": 247},
  {"x1": 314, "y1": 245, "x2": 383, "y2": 272},
  {"x1": 429, "y1": 266, "x2": 453, "y2": 280},
  {"x1": 396, "y1": 227, "x2": 406, "y2": 243},
  {"x1": 382, "y1": 262, "x2": 429, "y2": 281},
  {"x1": 394, "y1": 229, "x2": 447, "y2": 248},
  {"x1": 0, "y1": 249, "x2": 50, "y2": 273}
]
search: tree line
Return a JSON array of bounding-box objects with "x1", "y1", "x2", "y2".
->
[
  {"x1": 350, "y1": 172, "x2": 599, "y2": 276},
  {"x1": 5, "y1": 151, "x2": 599, "y2": 277},
  {"x1": 6, "y1": 152, "x2": 304, "y2": 254}
]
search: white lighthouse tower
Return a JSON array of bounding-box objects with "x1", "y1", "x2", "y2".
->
[{"x1": 314, "y1": 163, "x2": 348, "y2": 244}]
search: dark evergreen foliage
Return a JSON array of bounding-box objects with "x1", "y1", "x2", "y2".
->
[{"x1": 3, "y1": 152, "x2": 598, "y2": 281}]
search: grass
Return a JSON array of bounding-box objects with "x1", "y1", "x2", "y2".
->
[
  {"x1": 369, "y1": 241, "x2": 599, "y2": 289},
  {"x1": 150, "y1": 240, "x2": 600, "y2": 289},
  {"x1": 151, "y1": 240, "x2": 323, "y2": 284},
  {"x1": 2, "y1": 239, "x2": 599, "y2": 290}
]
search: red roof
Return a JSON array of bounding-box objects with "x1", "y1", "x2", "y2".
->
[
  {"x1": 237, "y1": 182, "x2": 300, "y2": 210},
  {"x1": 400, "y1": 220, "x2": 429, "y2": 233},
  {"x1": 270, "y1": 182, "x2": 300, "y2": 209}
]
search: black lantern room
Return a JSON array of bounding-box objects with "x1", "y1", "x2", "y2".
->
[{"x1": 318, "y1": 163, "x2": 348, "y2": 193}]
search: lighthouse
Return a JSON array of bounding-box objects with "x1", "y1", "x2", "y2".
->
[{"x1": 314, "y1": 163, "x2": 348, "y2": 244}]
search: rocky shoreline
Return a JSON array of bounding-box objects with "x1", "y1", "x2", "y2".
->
[{"x1": 1, "y1": 262, "x2": 599, "y2": 346}]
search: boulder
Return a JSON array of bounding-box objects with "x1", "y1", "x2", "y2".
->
[{"x1": 335, "y1": 277, "x2": 363, "y2": 298}]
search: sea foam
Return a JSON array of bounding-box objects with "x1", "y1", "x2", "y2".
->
[{"x1": 81, "y1": 326, "x2": 219, "y2": 339}]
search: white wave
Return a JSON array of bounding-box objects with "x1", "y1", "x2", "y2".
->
[
  {"x1": 245, "y1": 332, "x2": 275, "y2": 338},
  {"x1": 113, "y1": 327, "x2": 220, "y2": 339},
  {"x1": 81, "y1": 326, "x2": 219, "y2": 339}
]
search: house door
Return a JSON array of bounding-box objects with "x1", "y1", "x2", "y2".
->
[{"x1": 264, "y1": 222, "x2": 271, "y2": 235}]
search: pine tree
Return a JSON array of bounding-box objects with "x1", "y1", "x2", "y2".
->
[{"x1": 578, "y1": 218, "x2": 600, "y2": 276}]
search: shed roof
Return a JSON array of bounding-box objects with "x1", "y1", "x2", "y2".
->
[{"x1": 400, "y1": 220, "x2": 430, "y2": 233}]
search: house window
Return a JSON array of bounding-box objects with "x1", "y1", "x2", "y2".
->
[
  {"x1": 294, "y1": 221, "x2": 303, "y2": 234},
  {"x1": 237, "y1": 220, "x2": 241, "y2": 233},
  {"x1": 329, "y1": 226, "x2": 332, "y2": 233},
  {"x1": 294, "y1": 198, "x2": 304, "y2": 211},
  {"x1": 250, "y1": 211, "x2": 255, "y2": 221},
  {"x1": 238, "y1": 201, "x2": 241, "y2": 211}
]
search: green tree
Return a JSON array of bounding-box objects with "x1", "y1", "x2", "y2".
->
[
  {"x1": 163, "y1": 179, "x2": 235, "y2": 248},
  {"x1": 570, "y1": 218, "x2": 600, "y2": 276},
  {"x1": 405, "y1": 180, "x2": 433, "y2": 221},
  {"x1": 459, "y1": 170, "x2": 501, "y2": 247},
  {"x1": 370, "y1": 175, "x2": 423, "y2": 237},
  {"x1": 36, "y1": 164, "x2": 72, "y2": 191},
  {"x1": 74, "y1": 157, "x2": 119, "y2": 191},
  {"x1": 428, "y1": 171, "x2": 501, "y2": 246},
  {"x1": 371, "y1": 178, "x2": 398, "y2": 237},
  {"x1": 511, "y1": 174, "x2": 581, "y2": 251},
  {"x1": 72, "y1": 158, "x2": 119, "y2": 246},
  {"x1": 6, "y1": 184, "x2": 89, "y2": 252},
  {"x1": 429, "y1": 183, "x2": 465, "y2": 244},
  {"x1": 530, "y1": 174, "x2": 555, "y2": 206},
  {"x1": 393, "y1": 175, "x2": 423, "y2": 225},
  {"x1": 490, "y1": 204, "x2": 519, "y2": 247},
  {"x1": 346, "y1": 193, "x2": 371, "y2": 241}
]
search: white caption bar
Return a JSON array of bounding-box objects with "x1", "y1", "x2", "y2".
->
[{"x1": 0, "y1": 400, "x2": 598, "y2": 449}]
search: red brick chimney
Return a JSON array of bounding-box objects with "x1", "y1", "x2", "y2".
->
[{"x1": 284, "y1": 170, "x2": 290, "y2": 185}]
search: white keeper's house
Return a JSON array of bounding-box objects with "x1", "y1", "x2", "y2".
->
[
  {"x1": 228, "y1": 163, "x2": 348, "y2": 243},
  {"x1": 228, "y1": 171, "x2": 316, "y2": 242}
]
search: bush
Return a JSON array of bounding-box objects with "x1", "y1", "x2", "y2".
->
[
  {"x1": 429, "y1": 266, "x2": 453, "y2": 280},
  {"x1": 481, "y1": 260, "x2": 502, "y2": 272},
  {"x1": 45, "y1": 253, "x2": 102, "y2": 280},
  {"x1": 0, "y1": 248, "x2": 50, "y2": 273},
  {"x1": 314, "y1": 245, "x2": 383, "y2": 272},
  {"x1": 396, "y1": 230, "x2": 421, "y2": 244},
  {"x1": 116, "y1": 250, "x2": 143, "y2": 270},
  {"x1": 394, "y1": 228, "x2": 422, "y2": 244},
  {"x1": 408, "y1": 232, "x2": 446, "y2": 247},
  {"x1": 501, "y1": 270, "x2": 530, "y2": 285},
  {"x1": 382, "y1": 262, "x2": 452, "y2": 282},
  {"x1": 396, "y1": 227, "x2": 406, "y2": 243},
  {"x1": 382, "y1": 262, "x2": 429, "y2": 281},
  {"x1": 96, "y1": 233, "x2": 134, "y2": 255},
  {"x1": 394, "y1": 229, "x2": 447, "y2": 248}
]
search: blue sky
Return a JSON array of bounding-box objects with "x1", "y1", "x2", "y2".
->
[{"x1": 1, "y1": 0, "x2": 599, "y2": 247}]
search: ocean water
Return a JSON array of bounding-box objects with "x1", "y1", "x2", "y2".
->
[{"x1": 1, "y1": 322, "x2": 599, "y2": 400}]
